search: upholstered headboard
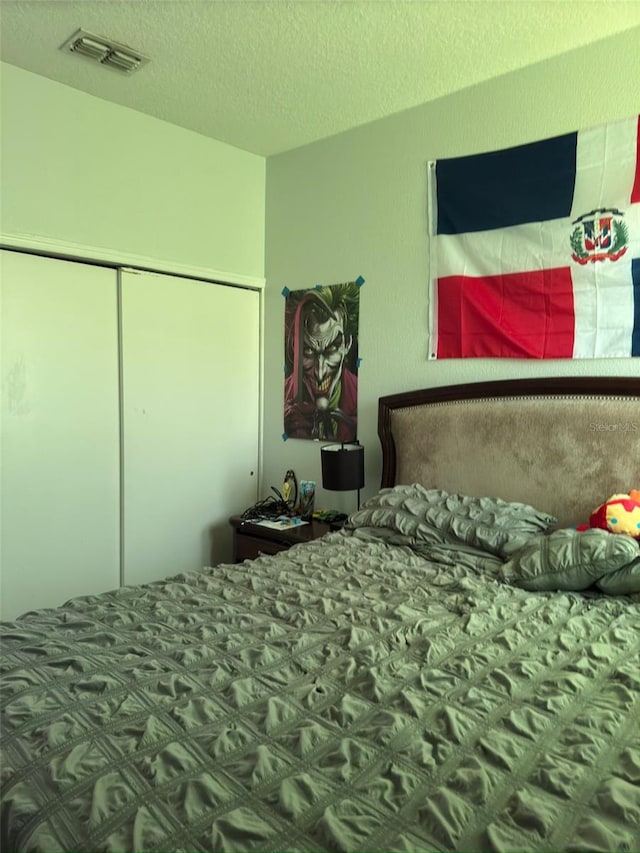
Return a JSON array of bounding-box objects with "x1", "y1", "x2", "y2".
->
[{"x1": 378, "y1": 377, "x2": 640, "y2": 529}]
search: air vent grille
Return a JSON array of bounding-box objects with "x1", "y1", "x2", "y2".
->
[{"x1": 61, "y1": 29, "x2": 149, "y2": 74}]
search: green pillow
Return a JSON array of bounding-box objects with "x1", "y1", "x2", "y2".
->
[
  {"x1": 596, "y1": 559, "x2": 640, "y2": 594},
  {"x1": 500, "y1": 528, "x2": 639, "y2": 592}
]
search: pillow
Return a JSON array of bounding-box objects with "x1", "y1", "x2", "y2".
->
[
  {"x1": 500, "y1": 527, "x2": 639, "y2": 592},
  {"x1": 424, "y1": 490, "x2": 556, "y2": 558},
  {"x1": 349, "y1": 485, "x2": 555, "y2": 558},
  {"x1": 596, "y1": 559, "x2": 640, "y2": 594}
]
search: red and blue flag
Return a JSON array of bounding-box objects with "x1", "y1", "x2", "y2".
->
[{"x1": 428, "y1": 115, "x2": 640, "y2": 359}]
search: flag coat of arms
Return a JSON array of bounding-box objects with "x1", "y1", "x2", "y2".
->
[{"x1": 428, "y1": 115, "x2": 640, "y2": 359}]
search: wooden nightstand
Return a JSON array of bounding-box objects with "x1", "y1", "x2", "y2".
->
[{"x1": 229, "y1": 515, "x2": 331, "y2": 563}]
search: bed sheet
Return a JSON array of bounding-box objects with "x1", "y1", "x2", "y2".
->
[{"x1": 1, "y1": 509, "x2": 639, "y2": 852}]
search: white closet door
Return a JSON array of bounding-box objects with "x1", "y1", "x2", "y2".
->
[
  {"x1": 1, "y1": 250, "x2": 120, "y2": 620},
  {"x1": 121, "y1": 269, "x2": 260, "y2": 585}
]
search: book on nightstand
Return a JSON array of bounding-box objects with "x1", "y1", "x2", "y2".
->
[{"x1": 253, "y1": 516, "x2": 309, "y2": 530}]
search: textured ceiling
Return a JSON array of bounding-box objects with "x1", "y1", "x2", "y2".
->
[{"x1": 2, "y1": 1, "x2": 640, "y2": 156}]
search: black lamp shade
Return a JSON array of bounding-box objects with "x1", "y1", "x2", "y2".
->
[{"x1": 321, "y1": 443, "x2": 365, "y2": 491}]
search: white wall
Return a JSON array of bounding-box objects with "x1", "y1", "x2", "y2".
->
[
  {"x1": 0, "y1": 63, "x2": 266, "y2": 602},
  {"x1": 0, "y1": 62, "x2": 265, "y2": 283},
  {"x1": 264, "y1": 28, "x2": 640, "y2": 512}
]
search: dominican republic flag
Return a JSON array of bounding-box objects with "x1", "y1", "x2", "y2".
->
[{"x1": 428, "y1": 115, "x2": 640, "y2": 359}]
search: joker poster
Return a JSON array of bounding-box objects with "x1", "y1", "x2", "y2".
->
[{"x1": 284, "y1": 281, "x2": 360, "y2": 441}]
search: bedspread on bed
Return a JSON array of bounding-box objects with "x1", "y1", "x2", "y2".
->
[{"x1": 1, "y1": 516, "x2": 639, "y2": 851}]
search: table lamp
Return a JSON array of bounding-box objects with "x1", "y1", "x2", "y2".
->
[{"x1": 320, "y1": 442, "x2": 365, "y2": 510}]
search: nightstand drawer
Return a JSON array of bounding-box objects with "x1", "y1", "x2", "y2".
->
[
  {"x1": 234, "y1": 533, "x2": 289, "y2": 562},
  {"x1": 229, "y1": 515, "x2": 331, "y2": 563}
]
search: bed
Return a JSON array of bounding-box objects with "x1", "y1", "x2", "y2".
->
[{"x1": 2, "y1": 376, "x2": 639, "y2": 852}]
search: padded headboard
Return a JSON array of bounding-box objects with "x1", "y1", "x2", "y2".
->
[{"x1": 378, "y1": 377, "x2": 640, "y2": 529}]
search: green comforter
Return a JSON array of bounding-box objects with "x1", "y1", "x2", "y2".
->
[{"x1": 2, "y1": 487, "x2": 639, "y2": 852}]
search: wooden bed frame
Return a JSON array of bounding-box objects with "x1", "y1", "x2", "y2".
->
[{"x1": 378, "y1": 377, "x2": 640, "y2": 529}]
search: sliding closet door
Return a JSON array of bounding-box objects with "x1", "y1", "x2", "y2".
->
[
  {"x1": 1, "y1": 250, "x2": 120, "y2": 620},
  {"x1": 121, "y1": 269, "x2": 260, "y2": 585}
]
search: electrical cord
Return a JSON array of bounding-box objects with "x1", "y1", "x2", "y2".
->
[
  {"x1": 241, "y1": 471, "x2": 299, "y2": 521},
  {"x1": 241, "y1": 490, "x2": 292, "y2": 521}
]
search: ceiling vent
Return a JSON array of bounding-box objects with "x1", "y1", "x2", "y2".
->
[{"x1": 61, "y1": 29, "x2": 150, "y2": 74}]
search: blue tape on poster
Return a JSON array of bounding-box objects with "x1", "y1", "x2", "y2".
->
[
  {"x1": 356, "y1": 275, "x2": 365, "y2": 286},
  {"x1": 356, "y1": 357, "x2": 362, "y2": 367},
  {"x1": 281, "y1": 287, "x2": 290, "y2": 297},
  {"x1": 315, "y1": 284, "x2": 323, "y2": 290},
  {"x1": 282, "y1": 433, "x2": 288, "y2": 441}
]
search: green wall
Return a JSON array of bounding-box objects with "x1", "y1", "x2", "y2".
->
[
  {"x1": 2, "y1": 31, "x2": 640, "y2": 516},
  {"x1": 0, "y1": 63, "x2": 265, "y2": 283},
  {"x1": 264, "y1": 27, "x2": 640, "y2": 510}
]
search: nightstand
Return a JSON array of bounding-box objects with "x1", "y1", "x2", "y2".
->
[{"x1": 229, "y1": 515, "x2": 331, "y2": 563}]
